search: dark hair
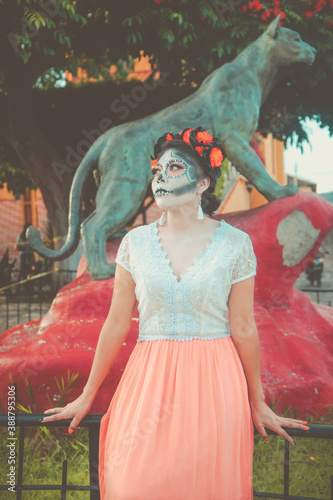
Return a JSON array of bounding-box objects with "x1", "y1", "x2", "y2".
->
[{"x1": 155, "y1": 139, "x2": 221, "y2": 215}]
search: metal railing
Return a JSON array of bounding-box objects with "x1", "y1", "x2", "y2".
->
[
  {"x1": 298, "y1": 287, "x2": 333, "y2": 307},
  {"x1": 253, "y1": 425, "x2": 333, "y2": 500},
  {"x1": 0, "y1": 269, "x2": 77, "y2": 332},
  {"x1": 0, "y1": 413, "x2": 101, "y2": 499},
  {"x1": 0, "y1": 414, "x2": 332, "y2": 500}
]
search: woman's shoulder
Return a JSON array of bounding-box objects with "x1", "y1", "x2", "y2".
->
[
  {"x1": 223, "y1": 221, "x2": 252, "y2": 244},
  {"x1": 125, "y1": 221, "x2": 156, "y2": 240}
]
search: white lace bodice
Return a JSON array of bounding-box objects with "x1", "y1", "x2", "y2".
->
[{"x1": 115, "y1": 219, "x2": 257, "y2": 342}]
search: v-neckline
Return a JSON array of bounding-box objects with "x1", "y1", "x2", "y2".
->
[{"x1": 153, "y1": 218, "x2": 225, "y2": 285}]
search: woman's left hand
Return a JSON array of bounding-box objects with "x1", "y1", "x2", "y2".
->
[{"x1": 250, "y1": 399, "x2": 309, "y2": 446}]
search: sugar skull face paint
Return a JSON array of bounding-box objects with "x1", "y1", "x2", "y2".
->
[{"x1": 151, "y1": 149, "x2": 199, "y2": 210}]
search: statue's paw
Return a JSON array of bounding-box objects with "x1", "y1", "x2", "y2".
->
[
  {"x1": 268, "y1": 183, "x2": 299, "y2": 201},
  {"x1": 282, "y1": 184, "x2": 299, "y2": 197},
  {"x1": 88, "y1": 262, "x2": 116, "y2": 281}
]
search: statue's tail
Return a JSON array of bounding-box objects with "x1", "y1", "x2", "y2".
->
[{"x1": 26, "y1": 141, "x2": 104, "y2": 260}]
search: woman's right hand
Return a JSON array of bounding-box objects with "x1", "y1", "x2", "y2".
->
[{"x1": 41, "y1": 392, "x2": 95, "y2": 434}]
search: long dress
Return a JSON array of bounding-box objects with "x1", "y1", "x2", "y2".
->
[{"x1": 98, "y1": 218, "x2": 257, "y2": 500}]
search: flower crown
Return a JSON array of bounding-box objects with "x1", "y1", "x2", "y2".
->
[{"x1": 150, "y1": 126, "x2": 225, "y2": 179}]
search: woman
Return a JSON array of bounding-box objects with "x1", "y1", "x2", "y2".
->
[{"x1": 42, "y1": 127, "x2": 308, "y2": 499}]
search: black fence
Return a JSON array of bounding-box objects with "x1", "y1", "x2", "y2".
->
[
  {"x1": 299, "y1": 287, "x2": 333, "y2": 307},
  {"x1": 0, "y1": 414, "x2": 332, "y2": 500},
  {"x1": 0, "y1": 269, "x2": 77, "y2": 333},
  {"x1": 0, "y1": 413, "x2": 100, "y2": 500},
  {"x1": 1, "y1": 281, "x2": 331, "y2": 335}
]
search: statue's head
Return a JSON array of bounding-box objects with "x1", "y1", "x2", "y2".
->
[
  {"x1": 151, "y1": 127, "x2": 224, "y2": 216},
  {"x1": 264, "y1": 13, "x2": 316, "y2": 68}
]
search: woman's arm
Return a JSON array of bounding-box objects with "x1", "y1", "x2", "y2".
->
[
  {"x1": 42, "y1": 263, "x2": 137, "y2": 432},
  {"x1": 228, "y1": 276, "x2": 308, "y2": 446},
  {"x1": 82, "y1": 264, "x2": 137, "y2": 399}
]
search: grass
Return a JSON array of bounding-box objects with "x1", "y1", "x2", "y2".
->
[
  {"x1": 0, "y1": 371, "x2": 92, "y2": 499},
  {"x1": 253, "y1": 430, "x2": 333, "y2": 499},
  {"x1": 253, "y1": 399, "x2": 333, "y2": 499},
  {"x1": 0, "y1": 425, "x2": 91, "y2": 499},
  {"x1": 0, "y1": 376, "x2": 332, "y2": 499}
]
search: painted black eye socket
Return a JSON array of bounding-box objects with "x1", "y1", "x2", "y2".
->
[{"x1": 151, "y1": 163, "x2": 184, "y2": 178}]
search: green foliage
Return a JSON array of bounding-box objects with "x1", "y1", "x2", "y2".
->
[
  {"x1": 0, "y1": 0, "x2": 332, "y2": 129},
  {"x1": 252, "y1": 404, "x2": 333, "y2": 498},
  {"x1": 4, "y1": 368, "x2": 81, "y2": 414},
  {"x1": 0, "y1": 145, "x2": 37, "y2": 196},
  {"x1": 0, "y1": 0, "x2": 332, "y2": 194},
  {"x1": 214, "y1": 157, "x2": 230, "y2": 199},
  {"x1": 120, "y1": 0, "x2": 333, "y2": 145},
  {"x1": 0, "y1": 370, "x2": 90, "y2": 499},
  {"x1": 3, "y1": 0, "x2": 87, "y2": 65}
]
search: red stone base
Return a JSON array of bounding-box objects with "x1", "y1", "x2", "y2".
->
[{"x1": 0, "y1": 190, "x2": 332, "y2": 416}]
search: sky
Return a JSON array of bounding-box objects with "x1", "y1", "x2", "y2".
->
[{"x1": 284, "y1": 117, "x2": 333, "y2": 194}]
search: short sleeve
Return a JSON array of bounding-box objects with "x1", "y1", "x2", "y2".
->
[
  {"x1": 231, "y1": 234, "x2": 257, "y2": 285},
  {"x1": 115, "y1": 231, "x2": 131, "y2": 273}
]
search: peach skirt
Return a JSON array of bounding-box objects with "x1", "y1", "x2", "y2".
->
[{"x1": 99, "y1": 337, "x2": 253, "y2": 500}]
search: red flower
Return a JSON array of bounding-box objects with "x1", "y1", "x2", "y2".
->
[
  {"x1": 182, "y1": 128, "x2": 194, "y2": 144},
  {"x1": 304, "y1": 10, "x2": 314, "y2": 17},
  {"x1": 248, "y1": 0, "x2": 264, "y2": 12},
  {"x1": 200, "y1": 15, "x2": 205, "y2": 21},
  {"x1": 314, "y1": 0, "x2": 325, "y2": 11},
  {"x1": 261, "y1": 9, "x2": 271, "y2": 20},
  {"x1": 151, "y1": 158, "x2": 158, "y2": 169},
  {"x1": 196, "y1": 131, "x2": 213, "y2": 143},
  {"x1": 273, "y1": 0, "x2": 280, "y2": 6},
  {"x1": 166, "y1": 133, "x2": 173, "y2": 140},
  {"x1": 195, "y1": 146, "x2": 204, "y2": 156},
  {"x1": 209, "y1": 148, "x2": 223, "y2": 168},
  {"x1": 242, "y1": 5, "x2": 248, "y2": 12},
  {"x1": 154, "y1": 0, "x2": 163, "y2": 3}
]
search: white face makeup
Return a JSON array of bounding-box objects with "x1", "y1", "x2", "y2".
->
[{"x1": 151, "y1": 149, "x2": 199, "y2": 211}]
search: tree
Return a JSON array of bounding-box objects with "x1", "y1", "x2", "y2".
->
[
  {"x1": 0, "y1": 0, "x2": 332, "y2": 284},
  {"x1": 121, "y1": 0, "x2": 333, "y2": 147}
]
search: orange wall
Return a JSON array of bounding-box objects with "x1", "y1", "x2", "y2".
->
[
  {"x1": 66, "y1": 50, "x2": 159, "y2": 85},
  {"x1": 251, "y1": 132, "x2": 287, "y2": 208},
  {"x1": 0, "y1": 183, "x2": 17, "y2": 201},
  {"x1": 220, "y1": 132, "x2": 289, "y2": 214},
  {"x1": 0, "y1": 185, "x2": 47, "y2": 261}
]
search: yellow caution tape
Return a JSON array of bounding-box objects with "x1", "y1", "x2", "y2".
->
[{"x1": 0, "y1": 268, "x2": 62, "y2": 293}]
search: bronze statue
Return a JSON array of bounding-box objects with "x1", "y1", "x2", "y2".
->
[{"x1": 27, "y1": 14, "x2": 316, "y2": 280}]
